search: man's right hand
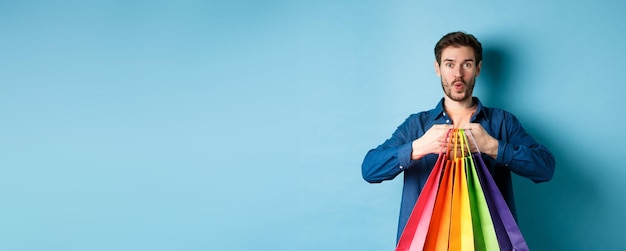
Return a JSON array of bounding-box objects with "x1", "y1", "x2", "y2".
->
[{"x1": 411, "y1": 124, "x2": 454, "y2": 160}]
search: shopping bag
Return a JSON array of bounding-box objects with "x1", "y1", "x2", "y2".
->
[
  {"x1": 396, "y1": 129, "x2": 528, "y2": 251},
  {"x1": 423, "y1": 129, "x2": 474, "y2": 251},
  {"x1": 462, "y1": 130, "x2": 499, "y2": 251},
  {"x1": 448, "y1": 130, "x2": 474, "y2": 251},
  {"x1": 396, "y1": 129, "x2": 489, "y2": 251},
  {"x1": 397, "y1": 129, "x2": 455, "y2": 251},
  {"x1": 396, "y1": 153, "x2": 447, "y2": 251},
  {"x1": 467, "y1": 130, "x2": 530, "y2": 251},
  {"x1": 422, "y1": 154, "x2": 454, "y2": 251}
]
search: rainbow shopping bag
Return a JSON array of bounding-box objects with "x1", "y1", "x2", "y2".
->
[
  {"x1": 424, "y1": 129, "x2": 474, "y2": 251},
  {"x1": 396, "y1": 129, "x2": 528, "y2": 251}
]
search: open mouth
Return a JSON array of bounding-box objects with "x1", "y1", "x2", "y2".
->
[{"x1": 453, "y1": 81, "x2": 465, "y2": 90}]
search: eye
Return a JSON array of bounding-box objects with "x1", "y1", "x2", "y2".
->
[
  {"x1": 445, "y1": 63, "x2": 453, "y2": 68},
  {"x1": 464, "y1": 63, "x2": 473, "y2": 68}
]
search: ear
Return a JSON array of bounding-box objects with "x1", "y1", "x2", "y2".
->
[
  {"x1": 475, "y1": 60, "x2": 482, "y2": 77},
  {"x1": 434, "y1": 60, "x2": 441, "y2": 77}
]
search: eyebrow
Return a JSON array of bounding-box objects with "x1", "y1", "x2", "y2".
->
[{"x1": 443, "y1": 58, "x2": 475, "y2": 62}]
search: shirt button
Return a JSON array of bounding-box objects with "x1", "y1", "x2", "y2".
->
[
  {"x1": 446, "y1": 120, "x2": 450, "y2": 123},
  {"x1": 399, "y1": 165, "x2": 404, "y2": 169}
]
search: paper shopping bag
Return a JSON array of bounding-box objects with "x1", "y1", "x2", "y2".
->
[
  {"x1": 396, "y1": 129, "x2": 529, "y2": 251},
  {"x1": 448, "y1": 130, "x2": 474, "y2": 251},
  {"x1": 461, "y1": 130, "x2": 499, "y2": 251},
  {"x1": 472, "y1": 153, "x2": 529, "y2": 251},
  {"x1": 423, "y1": 129, "x2": 475, "y2": 251},
  {"x1": 396, "y1": 153, "x2": 447, "y2": 251},
  {"x1": 422, "y1": 155, "x2": 454, "y2": 251},
  {"x1": 467, "y1": 131, "x2": 529, "y2": 251}
]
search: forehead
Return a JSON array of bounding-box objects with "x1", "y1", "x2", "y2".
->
[{"x1": 441, "y1": 45, "x2": 476, "y2": 61}]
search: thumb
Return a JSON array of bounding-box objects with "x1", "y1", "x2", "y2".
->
[{"x1": 463, "y1": 123, "x2": 481, "y2": 130}]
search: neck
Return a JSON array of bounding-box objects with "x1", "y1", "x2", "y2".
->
[
  {"x1": 443, "y1": 97, "x2": 475, "y2": 111},
  {"x1": 443, "y1": 97, "x2": 477, "y2": 128}
]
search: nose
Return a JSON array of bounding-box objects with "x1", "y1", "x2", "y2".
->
[{"x1": 453, "y1": 66, "x2": 463, "y2": 78}]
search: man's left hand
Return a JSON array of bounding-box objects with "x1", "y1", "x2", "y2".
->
[{"x1": 460, "y1": 123, "x2": 499, "y2": 159}]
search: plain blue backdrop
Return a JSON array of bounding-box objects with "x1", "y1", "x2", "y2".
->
[{"x1": 2, "y1": 1, "x2": 625, "y2": 250}]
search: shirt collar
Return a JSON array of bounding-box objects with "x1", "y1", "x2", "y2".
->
[{"x1": 430, "y1": 97, "x2": 486, "y2": 122}]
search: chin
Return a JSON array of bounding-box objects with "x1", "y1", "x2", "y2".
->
[{"x1": 450, "y1": 95, "x2": 470, "y2": 102}]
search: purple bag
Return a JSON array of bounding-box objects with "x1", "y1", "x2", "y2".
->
[{"x1": 468, "y1": 131, "x2": 530, "y2": 251}]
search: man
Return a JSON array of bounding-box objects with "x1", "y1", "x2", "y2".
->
[{"x1": 361, "y1": 31, "x2": 555, "y2": 242}]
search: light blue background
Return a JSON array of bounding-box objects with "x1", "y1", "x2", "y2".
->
[{"x1": 2, "y1": 1, "x2": 625, "y2": 250}]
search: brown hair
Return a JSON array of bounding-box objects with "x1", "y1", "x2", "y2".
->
[{"x1": 434, "y1": 31, "x2": 482, "y2": 65}]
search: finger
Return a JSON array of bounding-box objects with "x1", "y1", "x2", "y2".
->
[{"x1": 468, "y1": 123, "x2": 483, "y2": 130}]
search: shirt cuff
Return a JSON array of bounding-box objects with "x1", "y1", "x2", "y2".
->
[
  {"x1": 397, "y1": 142, "x2": 414, "y2": 170},
  {"x1": 496, "y1": 140, "x2": 514, "y2": 166}
]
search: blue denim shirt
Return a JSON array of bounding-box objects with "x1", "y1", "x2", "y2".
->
[{"x1": 361, "y1": 97, "x2": 555, "y2": 241}]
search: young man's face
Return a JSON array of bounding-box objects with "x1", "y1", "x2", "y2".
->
[{"x1": 435, "y1": 45, "x2": 481, "y2": 102}]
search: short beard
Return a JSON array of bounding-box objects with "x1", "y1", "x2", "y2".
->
[{"x1": 441, "y1": 78, "x2": 475, "y2": 102}]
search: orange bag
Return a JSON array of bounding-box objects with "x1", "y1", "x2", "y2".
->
[{"x1": 448, "y1": 130, "x2": 474, "y2": 250}]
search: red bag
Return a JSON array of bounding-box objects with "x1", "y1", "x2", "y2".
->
[{"x1": 396, "y1": 153, "x2": 447, "y2": 251}]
